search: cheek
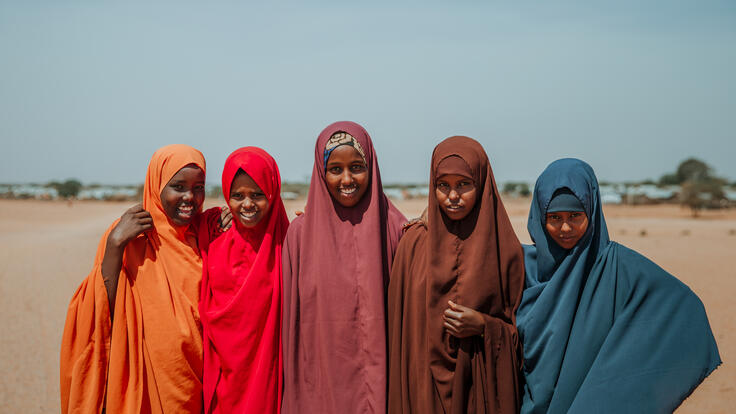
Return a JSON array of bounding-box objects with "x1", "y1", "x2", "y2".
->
[
  {"x1": 435, "y1": 188, "x2": 447, "y2": 204},
  {"x1": 545, "y1": 222, "x2": 556, "y2": 236},
  {"x1": 577, "y1": 219, "x2": 589, "y2": 235},
  {"x1": 159, "y1": 189, "x2": 175, "y2": 210},
  {"x1": 227, "y1": 199, "x2": 241, "y2": 212},
  {"x1": 325, "y1": 174, "x2": 340, "y2": 189},
  {"x1": 463, "y1": 190, "x2": 478, "y2": 209},
  {"x1": 258, "y1": 200, "x2": 270, "y2": 213},
  {"x1": 354, "y1": 171, "x2": 369, "y2": 187}
]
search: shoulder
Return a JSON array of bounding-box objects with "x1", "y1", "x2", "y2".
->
[
  {"x1": 397, "y1": 222, "x2": 427, "y2": 252},
  {"x1": 284, "y1": 214, "x2": 305, "y2": 244},
  {"x1": 609, "y1": 242, "x2": 694, "y2": 296}
]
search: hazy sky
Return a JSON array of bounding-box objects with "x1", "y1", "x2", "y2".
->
[{"x1": 2, "y1": 1, "x2": 735, "y2": 186}]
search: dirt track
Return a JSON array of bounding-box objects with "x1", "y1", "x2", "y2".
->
[{"x1": 0, "y1": 199, "x2": 733, "y2": 412}]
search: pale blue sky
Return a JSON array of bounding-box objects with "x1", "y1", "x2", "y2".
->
[{"x1": 2, "y1": 1, "x2": 735, "y2": 185}]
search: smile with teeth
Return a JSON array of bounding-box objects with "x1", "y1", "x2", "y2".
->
[
  {"x1": 177, "y1": 204, "x2": 194, "y2": 217},
  {"x1": 239, "y1": 210, "x2": 259, "y2": 220},
  {"x1": 339, "y1": 186, "x2": 358, "y2": 196}
]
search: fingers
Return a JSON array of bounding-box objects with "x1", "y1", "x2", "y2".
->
[
  {"x1": 444, "y1": 321, "x2": 460, "y2": 336},
  {"x1": 295, "y1": 210, "x2": 304, "y2": 216},
  {"x1": 126, "y1": 203, "x2": 145, "y2": 214},
  {"x1": 448, "y1": 300, "x2": 469, "y2": 312},
  {"x1": 444, "y1": 308, "x2": 463, "y2": 321},
  {"x1": 443, "y1": 314, "x2": 461, "y2": 328},
  {"x1": 219, "y1": 207, "x2": 233, "y2": 230}
]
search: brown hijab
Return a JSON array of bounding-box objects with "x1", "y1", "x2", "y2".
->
[{"x1": 388, "y1": 136, "x2": 525, "y2": 413}]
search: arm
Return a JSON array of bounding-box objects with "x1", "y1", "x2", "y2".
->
[{"x1": 100, "y1": 203, "x2": 152, "y2": 320}]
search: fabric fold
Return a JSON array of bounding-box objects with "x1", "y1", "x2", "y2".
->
[
  {"x1": 60, "y1": 145, "x2": 210, "y2": 414},
  {"x1": 517, "y1": 158, "x2": 721, "y2": 413},
  {"x1": 387, "y1": 136, "x2": 525, "y2": 414},
  {"x1": 199, "y1": 147, "x2": 288, "y2": 414},
  {"x1": 282, "y1": 121, "x2": 406, "y2": 414}
]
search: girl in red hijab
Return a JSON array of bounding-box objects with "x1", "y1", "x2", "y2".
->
[{"x1": 198, "y1": 147, "x2": 289, "y2": 413}]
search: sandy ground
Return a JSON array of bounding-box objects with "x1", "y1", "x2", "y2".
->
[{"x1": 0, "y1": 198, "x2": 733, "y2": 412}]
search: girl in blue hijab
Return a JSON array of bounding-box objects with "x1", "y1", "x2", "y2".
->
[{"x1": 517, "y1": 158, "x2": 720, "y2": 413}]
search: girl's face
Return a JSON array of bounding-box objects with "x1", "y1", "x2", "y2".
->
[
  {"x1": 435, "y1": 174, "x2": 477, "y2": 221},
  {"x1": 545, "y1": 211, "x2": 589, "y2": 249},
  {"x1": 325, "y1": 145, "x2": 369, "y2": 207},
  {"x1": 228, "y1": 171, "x2": 270, "y2": 228},
  {"x1": 160, "y1": 164, "x2": 206, "y2": 226}
]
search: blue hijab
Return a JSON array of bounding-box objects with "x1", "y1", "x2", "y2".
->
[{"x1": 516, "y1": 158, "x2": 721, "y2": 413}]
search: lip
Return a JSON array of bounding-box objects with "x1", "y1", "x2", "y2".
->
[
  {"x1": 338, "y1": 186, "x2": 359, "y2": 198},
  {"x1": 239, "y1": 210, "x2": 259, "y2": 221},
  {"x1": 176, "y1": 203, "x2": 194, "y2": 218}
]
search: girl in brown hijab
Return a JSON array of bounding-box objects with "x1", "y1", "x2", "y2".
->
[{"x1": 387, "y1": 136, "x2": 525, "y2": 414}]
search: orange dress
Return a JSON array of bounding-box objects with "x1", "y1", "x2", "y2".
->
[{"x1": 60, "y1": 145, "x2": 210, "y2": 413}]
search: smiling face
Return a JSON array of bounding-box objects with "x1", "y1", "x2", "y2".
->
[
  {"x1": 545, "y1": 211, "x2": 589, "y2": 249},
  {"x1": 159, "y1": 164, "x2": 205, "y2": 226},
  {"x1": 228, "y1": 170, "x2": 271, "y2": 228},
  {"x1": 324, "y1": 144, "x2": 369, "y2": 208},
  {"x1": 435, "y1": 174, "x2": 478, "y2": 221}
]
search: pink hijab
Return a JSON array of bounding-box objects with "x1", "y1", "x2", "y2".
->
[
  {"x1": 199, "y1": 147, "x2": 289, "y2": 413},
  {"x1": 281, "y1": 121, "x2": 407, "y2": 413}
]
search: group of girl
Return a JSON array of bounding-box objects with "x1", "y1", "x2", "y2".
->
[{"x1": 60, "y1": 121, "x2": 721, "y2": 414}]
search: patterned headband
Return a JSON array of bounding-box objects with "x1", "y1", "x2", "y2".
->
[{"x1": 323, "y1": 132, "x2": 367, "y2": 170}]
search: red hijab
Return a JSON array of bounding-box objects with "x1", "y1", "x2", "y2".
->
[{"x1": 199, "y1": 147, "x2": 289, "y2": 414}]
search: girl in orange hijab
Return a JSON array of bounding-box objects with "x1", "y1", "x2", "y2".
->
[{"x1": 60, "y1": 144, "x2": 223, "y2": 414}]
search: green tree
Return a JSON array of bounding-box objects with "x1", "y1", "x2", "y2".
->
[
  {"x1": 676, "y1": 158, "x2": 711, "y2": 183},
  {"x1": 680, "y1": 180, "x2": 726, "y2": 217},
  {"x1": 56, "y1": 179, "x2": 83, "y2": 198}
]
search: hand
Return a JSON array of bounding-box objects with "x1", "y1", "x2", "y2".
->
[
  {"x1": 294, "y1": 209, "x2": 304, "y2": 216},
  {"x1": 108, "y1": 203, "x2": 153, "y2": 249},
  {"x1": 443, "y1": 300, "x2": 485, "y2": 338},
  {"x1": 402, "y1": 207, "x2": 429, "y2": 230},
  {"x1": 218, "y1": 205, "x2": 232, "y2": 231}
]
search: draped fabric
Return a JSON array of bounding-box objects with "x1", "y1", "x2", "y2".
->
[
  {"x1": 60, "y1": 145, "x2": 210, "y2": 414},
  {"x1": 517, "y1": 158, "x2": 722, "y2": 413},
  {"x1": 199, "y1": 147, "x2": 288, "y2": 413},
  {"x1": 282, "y1": 121, "x2": 406, "y2": 414},
  {"x1": 387, "y1": 136, "x2": 525, "y2": 414}
]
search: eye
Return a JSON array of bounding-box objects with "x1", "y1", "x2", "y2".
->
[
  {"x1": 437, "y1": 182, "x2": 449, "y2": 189},
  {"x1": 194, "y1": 184, "x2": 205, "y2": 191},
  {"x1": 253, "y1": 192, "x2": 265, "y2": 199},
  {"x1": 230, "y1": 192, "x2": 243, "y2": 200},
  {"x1": 350, "y1": 164, "x2": 365, "y2": 173},
  {"x1": 328, "y1": 166, "x2": 342, "y2": 175},
  {"x1": 172, "y1": 184, "x2": 184, "y2": 191}
]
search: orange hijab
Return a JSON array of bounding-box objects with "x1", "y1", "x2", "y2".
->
[{"x1": 60, "y1": 145, "x2": 207, "y2": 414}]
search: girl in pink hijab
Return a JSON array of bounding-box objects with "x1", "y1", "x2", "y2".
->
[{"x1": 281, "y1": 121, "x2": 407, "y2": 413}]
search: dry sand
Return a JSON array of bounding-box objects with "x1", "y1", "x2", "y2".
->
[{"x1": 0, "y1": 198, "x2": 733, "y2": 412}]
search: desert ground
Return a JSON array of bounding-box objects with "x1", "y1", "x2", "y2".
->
[{"x1": 0, "y1": 197, "x2": 733, "y2": 412}]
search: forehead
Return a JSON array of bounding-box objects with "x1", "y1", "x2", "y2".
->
[
  {"x1": 326, "y1": 144, "x2": 365, "y2": 163},
  {"x1": 169, "y1": 164, "x2": 204, "y2": 182},
  {"x1": 231, "y1": 170, "x2": 262, "y2": 190},
  {"x1": 436, "y1": 173, "x2": 473, "y2": 183}
]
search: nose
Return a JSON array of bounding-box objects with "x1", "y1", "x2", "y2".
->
[
  {"x1": 340, "y1": 170, "x2": 353, "y2": 186},
  {"x1": 243, "y1": 197, "x2": 254, "y2": 209},
  {"x1": 182, "y1": 190, "x2": 193, "y2": 201},
  {"x1": 561, "y1": 221, "x2": 572, "y2": 232},
  {"x1": 448, "y1": 189, "x2": 460, "y2": 202}
]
